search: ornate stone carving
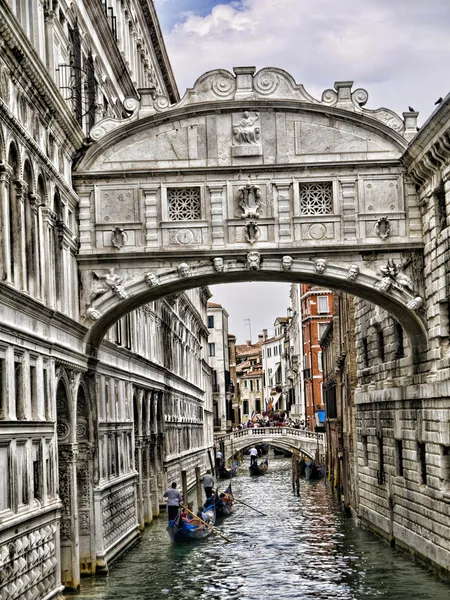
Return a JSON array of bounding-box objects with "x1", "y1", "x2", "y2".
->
[
  {"x1": 237, "y1": 178, "x2": 262, "y2": 219},
  {"x1": 111, "y1": 226, "x2": 127, "y2": 249},
  {"x1": 243, "y1": 221, "x2": 261, "y2": 244},
  {"x1": 375, "y1": 216, "x2": 391, "y2": 240},
  {"x1": 145, "y1": 272, "x2": 160, "y2": 287},
  {"x1": 314, "y1": 259, "x2": 328, "y2": 274},
  {"x1": 246, "y1": 251, "x2": 261, "y2": 271},
  {"x1": 85, "y1": 307, "x2": 102, "y2": 321},
  {"x1": 233, "y1": 111, "x2": 260, "y2": 145},
  {"x1": 90, "y1": 268, "x2": 128, "y2": 302},
  {"x1": 101, "y1": 484, "x2": 136, "y2": 550},
  {"x1": 177, "y1": 263, "x2": 191, "y2": 278},
  {"x1": 282, "y1": 256, "x2": 293, "y2": 271},
  {"x1": 378, "y1": 259, "x2": 416, "y2": 295},
  {"x1": 347, "y1": 265, "x2": 360, "y2": 282},
  {"x1": 212, "y1": 257, "x2": 225, "y2": 273},
  {"x1": 406, "y1": 296, "x2": 423, "y2": 310}
]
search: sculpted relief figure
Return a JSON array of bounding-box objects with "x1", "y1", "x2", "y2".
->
[
  {"x1": 314, "y1": 259, "x2": 328, "y2": 275},
  {"x1": 233, "y1": 111, "x2": 260, "y2": 145},
  {"x1": 246, "y1": 251, "x2": 261, "y2": 271},
  {"x1": 213, "y1": 257, "x2": 225, "y2": 273},
  {"x1": 237, "y1": 177, "x2": 262, "y2": 220},
  {"x1": 282, "y1": 256, "x2": 293, "y2": 271},
  {"x1": 377, "y1": 259, "x2": 415, "y2": 295},
  {"x1": 347, "y1": 265, "x2": 360, "y2": 282},
  {"x1": 145, "y1": 272, "x2": 160, "y2": 287},
  {"x1": 90, "y1": 267, "x2": 128, "y2": 302},
  {"x1": 178, "y1": 263, "x2": 191, "y2": 278}
]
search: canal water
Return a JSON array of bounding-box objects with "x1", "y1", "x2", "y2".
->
[{"x1": 69, "y1": 458, "x2": 448, "y2": 600}]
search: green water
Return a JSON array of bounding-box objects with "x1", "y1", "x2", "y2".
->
[{"x1": 68, "y1": 458, "x2": 449, "y2": 600}]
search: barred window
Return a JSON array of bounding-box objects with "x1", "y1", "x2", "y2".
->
[
  {"x1": 168, "y1": 187, "x2": 201, "y2": 221},
  {"x1": 300, "y1": 182, "x2": 333, "y2": 215}
]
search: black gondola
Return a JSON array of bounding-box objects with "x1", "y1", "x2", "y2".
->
[
  {"x1": 205, "y1": 483, "x2": 234, "y2": 518},
  {"x1": 305, "y1": 459, "x2": 324, "y2": 480},
  {"x1": 217, "y1": 460, "x2": 238, "y2": 479},
  {"x1": 249, "y1": 458, "x2": 269, "y2": 476},
  {"x1": 167, "y1": 503, "x2": 216, "y2": 543}
]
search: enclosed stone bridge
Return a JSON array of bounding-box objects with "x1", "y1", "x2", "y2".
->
[
  {"x1": 74, "y1": 66, "x2": 428, "y2": 366},
  {"x1": 214, "y1": 427, "x2": 325, "y2": 461}
]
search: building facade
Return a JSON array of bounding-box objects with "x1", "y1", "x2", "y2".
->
[
  {"x1": 301, "y1": 284, "x2": 333, "y2": 430},
  {"x1": 262, "y1": 318, "x2": 289, "y2": 414},
  {"x1": 207, "y1": 301, "x2": 232, "y2": 432},
  {"x1": 286, "y1": 284, "x2": 305, "y2": 422},
  {"x1": 235, "y1": 339, "x2": 264, "y2": 422},
  {"x1": 0, "y1": 1, "x2": 212, "y2": 598}
]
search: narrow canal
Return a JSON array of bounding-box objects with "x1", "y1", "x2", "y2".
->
[{"x1": 69, "y1": 458, "x2": 448, "y2": 600}]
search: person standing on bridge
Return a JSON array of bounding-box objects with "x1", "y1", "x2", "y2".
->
[
  {"x1": 201, "y1": 471, "x2": 214, "y2": 499},
  {"x1": 163, "y1": 482, "x2": 183, "y2": 522},
  {"x1": 249, "y1": 446, "x2": 258, "y2": 466}
]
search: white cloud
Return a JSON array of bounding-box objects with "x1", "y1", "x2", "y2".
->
[{"x1": 161, "y1": 0, "x2": 450, "y2": 120}]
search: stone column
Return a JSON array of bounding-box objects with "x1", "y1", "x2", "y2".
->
[
  {"x1": 340, "y1": 178, "x2": 357, "y2": 241},
  {"x1": 30, "y1": 193, "x2": 41, "y2": 299},
  {"x1": 58, "y1": 443, "x2": 80, "y2": 591},
  {"x1": 208, "y1": 184, "x2": 226, "y2": 247},
  {"x1": 142, "y1": 184, "x2": 160, "y2": 248},
  {"x1": 0, "y1": 164, "x2": 12, "y2": 283},
  {"x1": 275, "y1": 182, "x2": 292, "y2": 244},
  {"x1": 43, "y1": 6, "x2": 56, "y2": 73}
]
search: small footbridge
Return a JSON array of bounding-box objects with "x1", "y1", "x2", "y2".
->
[{"x1": 215, "y1": 427, "x2": 326, "y2": 462}]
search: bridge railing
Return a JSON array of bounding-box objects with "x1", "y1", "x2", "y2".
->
[{"x1": 215, "y1": 427, "x2": 325, "y2": 446}]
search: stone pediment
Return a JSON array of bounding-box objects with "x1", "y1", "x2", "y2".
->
[{"x1": 87, "y1": 67, "x2": 418, "y2": 152}]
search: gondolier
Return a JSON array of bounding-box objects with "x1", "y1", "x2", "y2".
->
[
  {"x1": 249, "y1": 446, "x2": 258, "y2": 466},
  {"x1": 163, "y1": 482, "x2": 183, "y2": 521},
  {"x1": 201, "y1": 471, "x2": 214, "y2": 499}
]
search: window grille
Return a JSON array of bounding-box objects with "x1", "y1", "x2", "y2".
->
[
  {"x1": 300, "y1": 182, "x2": 333, "y2": 215},
  {"x1": 168, "y1": 188, "x2": 201, "y2": 221}
]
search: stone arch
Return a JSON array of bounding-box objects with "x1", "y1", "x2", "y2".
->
[
  {"x1": 83, "y1": 258, "x2": 427, "y2": 365},
  {"x1": 229, "y1": 438, "x2": 315, "y2": 461},
  {"x1": 7, "y1": 141, "x2": 22, "y2": 286},
  {"x1": 37, "y1": 171, "x2": 48, "y2": 205},
  {"x1": 23, "y1": 158, "x2": 39, "y2": 295}
]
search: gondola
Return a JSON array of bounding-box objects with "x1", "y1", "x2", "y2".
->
[
  {"x1": 305, "y1": 459, "x2": 324, "y2": 480},
  {"x1": 249, "y1": 458, "x2": 269, "y2": 476},
  {"x1": 217, "y1": 460, "x2": 238, "y2": 479},
  {"x1": 205, "y1": 483, "x2": 234, "y2": 518},
  {"x1": 167, "y1": 503, "x2": 216, "y2": 543}
]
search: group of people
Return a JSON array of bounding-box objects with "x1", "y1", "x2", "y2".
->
[
  {"x1": 231, "y1": 417, "x2": 310, "y2": 431},
  {"x1": 163, "y1": 471, "x2": 216, "y2": 526}
]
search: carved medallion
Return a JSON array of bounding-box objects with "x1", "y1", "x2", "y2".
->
[{"x1": 308, "y1": 223, "x2": 327, "y2": 240}]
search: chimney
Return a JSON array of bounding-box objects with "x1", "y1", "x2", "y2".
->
[
  {"x1": 258, "y1": 333, "x2": 264, "y2": 342},
  {"x1": 263, "y1": 328, "x2": 268, "y2": 341},
  {"x1": 246, "y1": 340, "x2": 252, "y2": 346}
]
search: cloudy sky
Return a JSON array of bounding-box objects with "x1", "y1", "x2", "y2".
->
[{"x1": 154, "y1": 0, "x2": 450, "y2": 343}]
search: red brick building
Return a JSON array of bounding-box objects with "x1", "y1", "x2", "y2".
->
[{"x1": 301, "y1": 284, "x2": 333, "y2": 431}]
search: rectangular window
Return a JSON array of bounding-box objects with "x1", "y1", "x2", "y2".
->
[
  {"x1": 168, "y1": 187, "x2": 201, "y2": 221},
  {"x1": 256, "y1": 380, "x2": 260, "y2": 392},
  {"x1": 377, "y1": 436, "x2": 384, "y2": 484},
  {"x1": 243, "y1": 400, "x2": 249, "y2": 415},
  {"x1": 255, "y1": 399, "x2": 261, "y2": 414},
  {"x1": 318, "y1": 322, "x2": 328, "y2": 339},
  {"x1": 15, "y1": 361, "x2": 24, "y2": 420},
  {"x1": 318, "y1": 296, "x2": 329, "y2": 314},
  {"x1": 207, "y1": 315, "x2": 214, "y2": 328},
  {"x1": 300, "y1": 182, "x2": 333, "y2": 215},
  {"x1": 318, "y1": 351, "x2": 323, "y2": 372},
  {"x1": 362, "y1": 435, "x2": 368, "y2": 467},
  {"x1": 395, "y1": 439, "x2": 404, "y2": 477},
  {"x1": 208, "y1": 343, "x2": 215, "y2": 357},
  {"x1": 418, "y1": 442, "x2": 427, "y2": 485},
  {"x1": 43, "y1": 367, "x2": 50, "y2": 420},
  {"x1": 0, "y1": 357, "x2": 5, "y2": 419},
  {"x1": 124, "y1": 314, "x2": 132, "y2": 350},
  {"x1": 244, "y1": 380, "x2": 248, "y2": 389},
  {"x1": 267, "y1": 348, "x2": 271, "y2": 358},
  {"x1": 30, "y1": 365, "x2": 38, "y2": 420},
  {"x1": 362, "y1": 338, "x2": 369, "y2": 368},
  {"x1": 0, "y1": 444, "x2": 9, "y2": 510},
  {"x1": 274, "y1": 346, "x2": 278, "y2": 356},
  {"x1": 250, "y1": 380, "x2": 254, "y2": 392},
  {"x1": 395, "y1": 323, "x2": 405, "y2": 359},
  {"x1": 32, "y1": 444, "x2": 41, "y2": 501}
]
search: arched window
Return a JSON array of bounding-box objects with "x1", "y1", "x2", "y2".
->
[
  {"x1": 23, "y1": 160, "x2": 38, "y2": 296},
  {"x1": 53, "y1": 190, "x2": 64, "y2": 308},
  {"x1": 7, "y1": 143, "x2": 20, "y2": 286}
]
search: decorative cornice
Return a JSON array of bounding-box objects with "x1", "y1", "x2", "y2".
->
[{"x1": 0, "y1": 0, "x2": 84, "y2": 149}]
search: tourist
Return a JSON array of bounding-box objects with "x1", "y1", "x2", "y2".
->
[
  {"x1": 163, "y1": 481, "x2": 183, "y2": 521},
  {"x1": 249, "y1": 446, "x2": 258, "y2": 466},
  {"x1": 215, "y1": 449, "x2": 224, "y2": 470},
  {"x1": 201, "y1": 471, "x2": 214, "y2": 499}
]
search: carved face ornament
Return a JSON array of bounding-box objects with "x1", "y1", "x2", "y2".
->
[
  {"x1": 282, "y1": 256, "x2": 293, "y2": 271},
  {"x1": 178, "y1": 263, "x2": 191, "y2": 278}
]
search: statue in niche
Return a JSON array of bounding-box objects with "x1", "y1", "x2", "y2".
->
[
  {"x1": 347, "y1": 265, "x2": 360, "y2": 282},
  {"x1": 233, "y1": 111, "x2": 260, "y2": 145},
  {"x1": 243, "y1": 221, "x2": 261, "y2": 244},
  {"x1": 145, "y1": 272, "x2": 159, "y2": 287},
  {"x1": 111, "y1": 226, "x2": 127, "y2": 249},
  {"x1": 314, "y1": 259, "x2": 328, "y2": 274},
  {"x1": 90, "y1": 267, "x2": 128, "y2": 302},
  {"x1": 178, "y1": 263, "x2": 191, "y2": 278},
  {"x1": 212, "y1": 257, "x2": 225, "y2": 273},
  {"x1": 282, "y1": 256, "x2": 293, "y2": 271},
  {"x1": 378, "y1": 259, "x2": 415, "y2": 295},
  {"x1": 246, "y1": 251, "x2": 261, "y2": 271},
  {"x1": 237, "y1": 177, "x2": 262, "y2": 219},
  {"x1": 374, "y1": 217, "x2": 391, "y2": 240}
]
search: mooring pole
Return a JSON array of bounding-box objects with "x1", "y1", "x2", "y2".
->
[
  {"x1": 292, "y1": 454, "x2": 296, "y2": 492},
  {"x1": 295, "y1": 455, "x2": 301, "y2": 498},
  {"x1": 181, "y1": 470, "x2": 188, "y2": 506},
  {"x1": 195, "y1": 466, "x2": 203, "y2": 509}
]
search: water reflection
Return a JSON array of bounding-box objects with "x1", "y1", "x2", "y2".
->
[{"x1": 69, "y1": 458, "x2": 448, "y2": 600}]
